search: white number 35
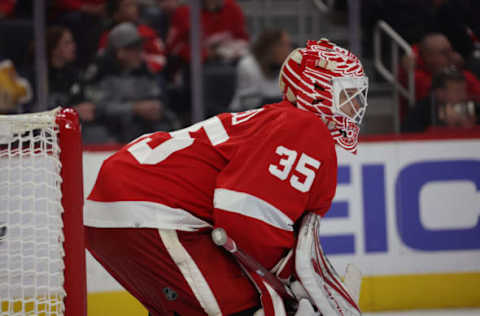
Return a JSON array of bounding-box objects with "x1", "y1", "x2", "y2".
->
[{"x1": 268, "y1": 146, "x2": 321, "y2": 193}]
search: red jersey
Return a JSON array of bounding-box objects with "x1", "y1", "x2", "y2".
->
[{"x1": 86, "y1": 101, "x2": 337, "y2": 271}]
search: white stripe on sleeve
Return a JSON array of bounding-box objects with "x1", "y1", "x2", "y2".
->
[{"x1": 214, "y1": 188, "x2": 294, "y2": 231}]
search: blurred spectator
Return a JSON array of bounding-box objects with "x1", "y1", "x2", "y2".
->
[
  {"x1": 140, "y1": 0, "x2": 179, "y2": 41},
  {"x1": 230, "y1": 29, "x2": 292, "y2": 111},
  {"x1": 84, "y1": 22, "x2": 179, "y2": 143},
  {"x1": 55, "y1": 0, "x2": 106, "y2": 68},
  {"x1": 413, "y1": 33, "x2": 480, "y2": 102},
  {"x1": 46, "y1": 27, "x2": 93, "y2": 121},
  {"x1": 0, "y1": 59, "x2": 32, "y2": 114},
  {"x1": 430, "y1": 0, "x2": 480, "y2": 71},
  {"x1": 165, "y1": 0, "x2": 249, "y2": 123},
  {"x1": 402, "y1": 68, "x2": 479, "y2": 132},
  {"x1": 437, "y1": 0, "x2": 480, "y2": 80},
  {"x1": 47, "y1": 26, "x2": 79, "y2": 109},
  {"x1": 0, "y1": 0, "x2": 16, "y2": 19},
  {"x1": 166, "y1": 0, "x2": 249, "y2": 66},
  {"x1": 98, "y1": 0, "x2": 166, "y2": 73},
  {"x1": 45, "y1": 26, "x2": 115, "y2": 144}
]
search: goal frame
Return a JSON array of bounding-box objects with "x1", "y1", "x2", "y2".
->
[
  {"x1": 0, "y1": 107, "x2": 86, "y2": 316},
  {"x1": 57, "y1": 108, "x2": 87, "y2": 316}
]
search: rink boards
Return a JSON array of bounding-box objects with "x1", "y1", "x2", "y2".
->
[{"x1": 82, "y1": 135, "x2": 480, "y2": 314}]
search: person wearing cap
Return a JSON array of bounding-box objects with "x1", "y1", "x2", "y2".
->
[
  {"x1": 83, "y1": 22, "x2": 180, "y2": 144},
  {"x1": 97, "y1": 0, "x2": 167, "y2": 73}
]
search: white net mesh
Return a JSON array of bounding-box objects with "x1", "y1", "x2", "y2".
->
[{"x1": 0, "y1": 109, "x2": 65, "y2": 316}]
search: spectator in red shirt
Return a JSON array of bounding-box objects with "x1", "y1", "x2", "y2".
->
[
  {"x1": 414, "y1": 33, "x2": 480, "y2": 102},
  {"x1": 98, "y1": 0, "x2": 166, "y2": 73},
  {"x1": 0, "y1": 0, "x2": 16, "y2": 18},
  {"x1": 166, "y1": 0, "x2": 249, "y2": 65}
]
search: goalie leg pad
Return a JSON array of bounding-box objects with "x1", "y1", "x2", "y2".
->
[{"x1": 295, "y1": 213, "x2": 361, "y2": 316}]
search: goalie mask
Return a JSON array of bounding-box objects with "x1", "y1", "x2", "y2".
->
[{"x1": 279, "y1": 39, "x2": 369, "y2": 154}]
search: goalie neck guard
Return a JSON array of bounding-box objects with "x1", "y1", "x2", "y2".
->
[{"x1": 279, "y1": 39, "x2": 369, "y2": 154}]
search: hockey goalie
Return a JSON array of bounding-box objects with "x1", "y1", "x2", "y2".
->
[{"x1": 85, "y1": 39, "x2": 368, "y2": 316}]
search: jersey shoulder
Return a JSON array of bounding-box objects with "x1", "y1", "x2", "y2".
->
[
  {"x1": 265, "y1": 101, "x2": 330, "y2": 130},
  {"x1": 264, "y1": 101, "x2": 336, "y2": 155}
]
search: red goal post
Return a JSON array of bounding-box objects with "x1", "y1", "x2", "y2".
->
[{"x1": 0, "y1": 108, "x2": 86, "y2": 316}]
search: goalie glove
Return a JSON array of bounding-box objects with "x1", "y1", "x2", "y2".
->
[{"x1": 295, "y1": 213, "x2": 362, "y2": 316}]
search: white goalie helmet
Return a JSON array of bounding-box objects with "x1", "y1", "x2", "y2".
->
[{"x1": 279, "y1": 39, "x2": 369, "y2": 154}]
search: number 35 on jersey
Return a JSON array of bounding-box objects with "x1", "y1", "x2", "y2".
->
[{"x1": 268, "y1": 145, "x2": 321, "y2": 193}]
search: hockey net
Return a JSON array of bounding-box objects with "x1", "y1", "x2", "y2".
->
[{"x1": 0, "y1": 108, "x2": 86, "y2": 316}]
